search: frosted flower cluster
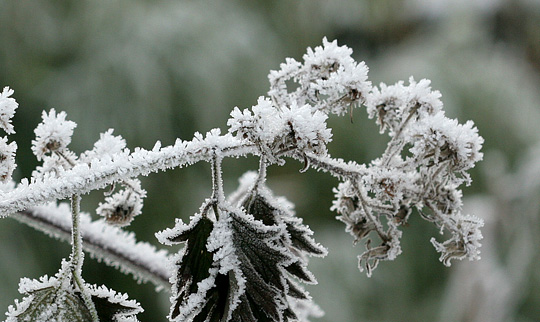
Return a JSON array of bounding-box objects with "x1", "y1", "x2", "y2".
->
[
  {"x1": 31, "y1": 109, "x2": 77, "y2": 161},
  {"x1": 228, "y1": 97, "x2": 332, "y2": 162},
  {"x1": 0, "y1": 87, "x2": 18, "y2": 183},
  {"x1": 268, "y1": 37, "x2": 371, "y2": 116}
]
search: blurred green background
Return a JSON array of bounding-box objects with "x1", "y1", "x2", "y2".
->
[{"x1": 1, "y1": 0, "x2": 540, "y2": 321}]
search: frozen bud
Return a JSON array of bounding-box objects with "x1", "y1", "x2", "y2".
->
[
  {"x1": 409, "y1": 112, "x2": 484, "y2": 171},
  {"x1": 228, "y1": 97, "x2": 283, "y2": 145},
  {"x1": 97, "y1": 180, "x2": 146, "y2": 227},
  {"x1": 431, "y1": 214, "x2": 484, "y2": 266},
  {"x1": 366, "y1": 81, "x2": 407, "y2": 134},
  {"x1": 31, "y1": 109, "x2": 77, "y2": 161},
  {"x1": 281, "y1": 103, "x2": 332, "y2": 155},
  {"x1": 405, "y1": 77, "x2": 443, "y2": 117},
  {"x1": 366, "y1": 78, "x2": 443, "y2": 135},
  {"x1": 80, "y1": 129, "x2": 126, "y2": 163},
  {"x1": 0, "y1": 87, "x2": 18, "y2": 134},
  {"x1": 0, "y1": 137, "x2": 17, "y2": 182},
  {"x1": 302, "y1": 37, "x2": 356, "y2": 79}
]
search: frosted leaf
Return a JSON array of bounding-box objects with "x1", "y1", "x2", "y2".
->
[
  {"x1": 88, "y1": 285, "x2": 143, "y2": 322},
  {"x1": 0, "y1": 87, "x2": 18, "y2": 134},
  {"x1": 0, "y1": 136, "x2": 17, "y2": 182},
  {"x1": 31, "y1": 109, "x2": 77, "y2": 161},
  {"x1": 5, "y1": 261, "x2": 142, "y2": 322},
  {"x1": 211, "y1": 210, "x2": 295, "y2": 321}
]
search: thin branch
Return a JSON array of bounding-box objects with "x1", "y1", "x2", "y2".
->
[{"x1": 12, "y1": 204, "x2": 172, "y2": 292}]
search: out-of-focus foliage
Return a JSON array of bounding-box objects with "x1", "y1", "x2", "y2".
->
[{"x1": 1, "y1": 0, "x2": 539, "y2": 321}]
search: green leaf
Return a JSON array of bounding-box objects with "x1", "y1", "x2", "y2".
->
[
  {"x1": 226, "y1": 211, "x2": 293, "y2": 322},
  {"x1": 162, "y1": 214, "x2": 230, "y2": 322}
]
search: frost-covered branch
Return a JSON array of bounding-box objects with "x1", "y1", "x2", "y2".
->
[
  {"x1": 12, "y1": 204, "x2": 171, "y2": 291},
  {"x1": 0, "y1": 134, "x2": 254, "y2": 217}
]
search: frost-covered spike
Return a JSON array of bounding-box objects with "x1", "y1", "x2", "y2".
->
[
  {"x1": 0, "y1": 86, "x2": 18, "y2": 135},
  {"x1": 31, "y1": 109, "x2": 77, "y2": 161}
]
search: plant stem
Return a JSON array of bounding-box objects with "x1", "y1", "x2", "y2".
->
[
  {"x1": 70, "y1": 194, "x2": 99, "y2": 322},
  {"x1": 211, "y1": 153, "x2": 224, "y2": 219},
  {"x1": 71, "y1": 194, "x2": 83, "y2": 273}
]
